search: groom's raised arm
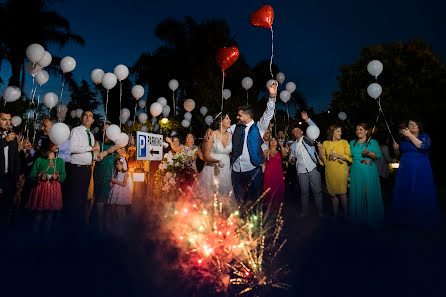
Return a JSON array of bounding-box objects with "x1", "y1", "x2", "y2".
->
[{"x1": 257, "y1": 80, "x2": 278, "y2": 137}]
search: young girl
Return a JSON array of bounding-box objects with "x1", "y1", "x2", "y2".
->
[
  {"x1": 26, "y1": 138, "x2": 66, "y2": 232},
  {"x1": 263, "y1": 137, "x2": 287, "y2": 211},
  {"x1": 108, "y1": 157, "x2": 131, "y2": 223}
]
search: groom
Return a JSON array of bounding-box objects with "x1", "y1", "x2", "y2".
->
[{"x1": 229, "y1": 81, "x2": 278, "y2": 203}]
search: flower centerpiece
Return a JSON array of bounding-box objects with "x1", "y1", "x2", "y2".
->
[{"x1": 154, "y1": 149, "x2": 197, "y2": 199}]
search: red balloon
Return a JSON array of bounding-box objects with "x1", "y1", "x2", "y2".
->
[
  {"x1": 250, "y1": 5, "x2": 274, "y2": 28},
  {"x1": 216, "y1": 46, "x2": 239, "y2": 72}
]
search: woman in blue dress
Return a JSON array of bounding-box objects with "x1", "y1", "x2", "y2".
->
[
  {"x1": 349, "y1": 123, "x2": 384, "y2": 228},
  {"x1": 389, "y1": 120, "x2": 441, "y2": 228}
]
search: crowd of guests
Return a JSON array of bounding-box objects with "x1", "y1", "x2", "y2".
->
[{"x1": 0, "y1": 106, "x2": 442, "y2": 235}]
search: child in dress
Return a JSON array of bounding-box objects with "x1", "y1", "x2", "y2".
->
[
  {"x1": 26, "y1": 138, "x2": 66, "y2": 233},
  {"x1": 108, "y1": 157, "x2": 131, "y2": 224}
]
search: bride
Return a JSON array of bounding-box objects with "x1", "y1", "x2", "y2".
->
[{"x1": 189, "y1": 113, "x2": 233, "y2": 202}]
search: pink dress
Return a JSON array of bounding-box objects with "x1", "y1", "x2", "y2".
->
[
  {"x1": 108, "y1": 172, "x2": 131, "y2": 205},
  {"x1": 263, "y1": 152, "x2": 285, "y2": 210}
]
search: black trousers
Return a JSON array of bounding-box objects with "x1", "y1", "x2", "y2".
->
[
  {"x1": 64, "y1": 164, "x2": 91, "y2": 224},
  {"x1": 231, "y1": 167, "x2": 263, "y2": 204}
]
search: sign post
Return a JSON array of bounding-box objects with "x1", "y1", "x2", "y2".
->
[{"x1": 136, "y1": 132, "x2": 164, "y2": 199}]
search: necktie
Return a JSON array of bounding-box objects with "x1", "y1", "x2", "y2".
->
[{"x1": 86, "y1": 130, "x2": 93, "y2": 163}]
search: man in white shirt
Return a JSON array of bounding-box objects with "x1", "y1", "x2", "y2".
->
[
  {"x1": 66, "y1": 110, "x2": 98, "y2": 224},
  {"x1": 289, "y1": 112, "x2": 323, "y2": 217},
  {"x1": 229, "y1": 81, "x2": 277, "y2": 203}
]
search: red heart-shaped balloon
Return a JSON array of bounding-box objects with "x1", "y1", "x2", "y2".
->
[
  {"x1": 216, "y1": 46, "x2": 239, "y2": 72},
  {"x1": 250, "y1": 5, "x2": 274, "y2": 28}
]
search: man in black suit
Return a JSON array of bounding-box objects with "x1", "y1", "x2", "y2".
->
[{"x1": 0, "y1": 110, "x2": 22, "y2": 228}]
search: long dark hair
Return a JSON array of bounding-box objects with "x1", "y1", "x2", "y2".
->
[
  {"x1": 40, "y1": 138, "x2": 57, "y2": 159},
  {"x1": 210, "y1": 113, "x2": 228, "y2": 131},
  {"x1": 114, "y1": 158, "x2": 127, "y2": 174},
  {"x1": 354, "y1": 122, "x2": 369, "y2": 146}
]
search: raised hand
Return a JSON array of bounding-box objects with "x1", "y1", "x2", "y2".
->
[
  {"x1": 301, "y1": 111, "x2": 309, "y2": 121},
  {"x1": 393, "y1": 142, "x2": 399, "y2": 150},
  {"x1": 268, "y1": 80, "x2": 278, "y2": 99}
]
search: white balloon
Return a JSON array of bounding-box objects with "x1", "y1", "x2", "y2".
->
[
  {"x1": 126, "y1": 120, "x2": 133, "y2": 126},
  {"x1": 70, "y1": 110, "x2": 76, "y2": 118},
  {"x1": 131, "y1": 85, "x2": 144, "y2": 99},
  {"x1": 11, "y1": 116, "x2": 22, "y2": 127},
  {"x1": 35, "y1": 70, "x2": 49, "y2": 86},
  {"x1": 200, "y1": 106, "x2": 208, "y2": 115},
  {"x1": 25, "y1": 61, "x2": 41, "y2": 76},
  {"x1": 49, "y1": 123, "x2": 71, "y2": 145},
  {"x1": 140, "y1": 126, "x2": 148, "y2": 132},
  {"x1": 153, "y1": 123, "x2": 160, "y2": 132},
  {"x1": 306, "y1": 125, "x2": 320, "y2": 140},
  {"x1": 157, "y1": 97, "x2": 168, "y2": 106},
  {"x1": 119, "y1": 116, "x2": 126, "y2": 124},
  {"x1": 43, "y1": 92, "x2": 58, "y2": 109},
  {"x1": 56, "y1": 104, "x2": 68, "y2": 114},
  {"x1": 280, "y1": 90, "x2": 291, "y2": 103},
  {"x1": 120, "y1": 108, "x2": 130, "y2": 121},
  {"x1": 150, "y1": 102, "x2": 163, "y2": 117},
  {"x1": 181, "y1": 119, "x2": 190, "y2": 128},
  {"x1": 138, "y1": 100, "x2": 146, "y2": 109},
  {"x1": 183, "y1": 99, "x2": 195, "y2": 112},
  {"x1": 106, "y1": 124, "x2": 121, "y2": 141},
  {"x1": 37, "y1": 51, "x2": 52, "y2": 68},
  {"x1": 285, "y1": 82, "x2": 296, "y2": 93},
  {"x1": 162, "y1": 105, "x2": 171, "y2": 117},
  {"x1": 241, "y1": 77, "x2": 253, "y2": 90},
  {"x1": 367, "y1": 60, "x2": 383, "y2": 78},
  {"x1": 26, "y1": 44, "x2": 45, "y2": 63},
  {"x1": 338, "y1": 112, "x2": 347, "y2": 121},
  {"x1": 276, "y1": 72, "x2": 285, "y2": 84},
  {"x1": 75, "y1": 108, "x2": 83, "y2": 118},
  {"x1": 138, "y1": 112, "x2": 148, "y2": 123},
  {"x1": 367, "y1": 83, "x2": 382, "y2": 99},
  {"x1": 91, "y1": 69, "x2": 104, "y2": 85},
  {"x1": 93, "y1": 127, "x2": 100, "y2": 133},
  {"x1": 266, "y1": 79, "x2": 276, "y2": 89},
  {"x1": 170, "y1": 131, "x2": 177, "y2": 136},
  {"x1": 113, "y1": 64, "x2": 129, "y2": 81},
  {"x1": 3, "y1": 86, "x2": 21, "y2": 102},
  {"x1": 101, "y1": 72, "x2": 117, "y2": 90},
  {"x1": 57, "y1": 113, "x2": 66, "y2": 122},
  {"x1": 168, "y1": 79, "x2": 179, "y2": 91},
  {"x1": 184, "y1": 112, "x2": 192, "y2": 121},
  {"x1": 60, "y1": 56, "x2": 76, "y2": 73},
  {"x1": 223, "y1": 89, "x2": 231, "y2": 100},
  {"x1": 115, "y1": 132, "x2": 129, "y2": 148},
  {"x1": 205, "y1": 115, "x2": 213, "y2": 126}
]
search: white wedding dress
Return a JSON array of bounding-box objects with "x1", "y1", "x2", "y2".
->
[{"x1": 189, "y1": 133, "x2": 233, "y2": 203}]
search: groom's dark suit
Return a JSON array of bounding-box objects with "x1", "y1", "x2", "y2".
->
[{"x1": 230, "y1": 99, "x2": 275, "y2": 203}]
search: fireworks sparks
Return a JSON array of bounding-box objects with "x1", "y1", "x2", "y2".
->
[{"x1": 158, "y1": 187, "x2": 290, "y2": 296}]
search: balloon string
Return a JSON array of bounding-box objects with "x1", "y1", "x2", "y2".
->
[
  {"x1": 172, "y1": 90, "x2": 176, "y2": 117},
  {"x1": 119, "y1": 81, "x2": 122, "y2": 128},
  {"x1": 285, "y1": 102, "x2": 290, "y2": 137},
  {"x1": 366, "y1": 110, "x2": 381, "y2": 147},
  {"x1": 377, "y1": 97, "x2": 396, "y2": 143},
  {"x1": 134, "y1": 102, "x2": 137, "y2": 124},
  {"x1": 221, "y1": 72, "x2": 225, "y2": 115},
  {"x1": 246, "y1": 90, "x2": 249, "y2": 105},
  {"x1": 59, "y1": 75, "x2": 65, "y2": 106},
  {"x1": 29, "y1": 76, "x2": 35, "y2": 104},
  {"x1": 103, "y1": 89, "x2": 110, "y2": 152},
  {"x1": 269, "y1": 27, "x2": 274, "y2": 79}
]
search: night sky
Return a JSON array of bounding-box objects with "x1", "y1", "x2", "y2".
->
[{"x1": 2, "y1": 0, "x2": 446, "y2": 111}]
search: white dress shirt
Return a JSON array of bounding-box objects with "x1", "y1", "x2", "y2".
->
[
  {"x1": 290, "y1": 137, "x2": 317, "y2": 174},
  {"x1": 230, "y1": 98, "x2": 275, "y2": 172},
  {"x1": 2, "y1": 132, "x2": 8, "y2": 174},
  {"x1": 69, "y1": 125, "x2": 95, "y2": 165}
]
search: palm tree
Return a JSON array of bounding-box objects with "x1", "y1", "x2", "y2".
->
[{"x1": 0, "y1": 0, "x2": 84, "y2": 88}]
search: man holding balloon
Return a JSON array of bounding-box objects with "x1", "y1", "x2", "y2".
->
[{"x1": 66, "y1": 110, "x2": 98, "y2": 226}]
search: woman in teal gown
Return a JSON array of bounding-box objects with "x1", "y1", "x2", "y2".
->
[{"x1": 349, "y1": 123, "x2": 384, "y2": 228}]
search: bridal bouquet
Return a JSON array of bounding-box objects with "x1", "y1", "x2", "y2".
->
[{"x1": 154, "y1": 150, "x2": 197, "y2": 195}]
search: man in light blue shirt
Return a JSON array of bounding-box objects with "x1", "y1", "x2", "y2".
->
[{"x1": 289, "y1": 112, "x2": 323, "y2": 217}]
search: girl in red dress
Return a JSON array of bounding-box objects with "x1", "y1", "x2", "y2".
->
[{"x1": 26, "y1": 138, "x2": 66, "y2": 232}]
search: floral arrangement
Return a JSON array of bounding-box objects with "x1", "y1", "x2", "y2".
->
[{"x1": 155, "y1": 149, "x2": 197, "y2": 195}]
